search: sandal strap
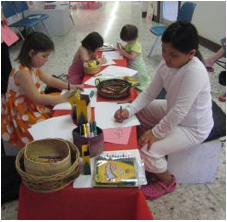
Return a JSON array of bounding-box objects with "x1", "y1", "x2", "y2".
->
[{"x1": 157, "y1": 176, "x2": 176, "y2": 192}]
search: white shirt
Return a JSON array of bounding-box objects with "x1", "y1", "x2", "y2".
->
[{"x1": 128, "y1": 57, "x2": 214, "y2": 139}]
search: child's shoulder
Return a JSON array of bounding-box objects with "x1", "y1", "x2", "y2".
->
[{"x1": 127, "y1": 41, "x2": 142, "y2": 53}]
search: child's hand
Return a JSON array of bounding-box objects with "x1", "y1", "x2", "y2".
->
[
  {"x1": 99, "y1": 57, "x2": 107, "y2": 65},
  {"x1": 62, "y1": 90, "x2": 77, "y2": 101},
  {"x1": 138, "y1": 130, "x2": 159, "y2": 150},
  {"x1": 116, "y1": 43, "x2": 124, "y2": 55},
  {"x1": 71, "y1": 84, "x2": 84, "y2": 91},
  {"x1": 116, "y1": 42, "x2": 122, "y2": 50},
  {"x1": 114, "y1": 108, "x2": 129, "y2": 123}
]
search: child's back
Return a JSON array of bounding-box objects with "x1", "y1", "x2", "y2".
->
[
  {"x1": 68, "y1": 48, "x2": 84, "y2": 84},
  {"x1": 124, "y1": 41, "x2": 151, "y2": 90},
  {"x1": 68, "y1": 32, "x2": 105, "y2": 84},
  {"x1": 118, "y1": 25, "x2": 151, "y2": 91}
]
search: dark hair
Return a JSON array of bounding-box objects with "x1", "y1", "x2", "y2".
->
[
  {"x1": 81, "y1": 32, "x2": 104, "y2": 52},
  {"x1": 120, "y1": 24, "x2": 138, "y2": 41},
  {"x1": 16, "y1": 32, "x2": 54, "y2": 68},
  {"x1": 161, "y1": 21, "x2": 199, "y2": 54}
]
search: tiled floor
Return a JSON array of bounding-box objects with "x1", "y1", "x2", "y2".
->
[{"x1": 1, "y1": 2, "x2": 226, "y2": 220}]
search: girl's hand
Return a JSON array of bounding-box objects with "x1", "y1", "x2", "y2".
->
[
  {"x1": 138, "y1": 130, "x2": 159, "y2": 150},
  {"x1": 70, "y1": 84, "x2": 84, "y2": 91},
  {"x1": 99, "y1": 57, "x2": 107, "y2": 65},
  {"x1": 116, "y1": 45, "x2": 125, "y2": 55},
  {"x1": 61, "y1": 90, "x2": 77, "y2": 101},
  {"x1": 116, "y1": 43, "x2": 122, "y2": 50},
  {"x1": 114, "y1": 108, "x2": 129, "y2": 123}
]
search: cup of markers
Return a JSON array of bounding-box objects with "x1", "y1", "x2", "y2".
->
[{"x1": 72, "y1": 121, "x2": 104, "y2": 157}]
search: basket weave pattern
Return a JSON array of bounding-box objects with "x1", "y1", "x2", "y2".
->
[{"x1": 16, "y1": 139, "x2": 80, "y2": 193}]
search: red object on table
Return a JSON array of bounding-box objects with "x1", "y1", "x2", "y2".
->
[{"x1": 17, "y1": 55, "x2": 154, "y2": 220}]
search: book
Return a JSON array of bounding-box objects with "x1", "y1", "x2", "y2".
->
[{"x1": 93, "y1": 154, "x2": 138, "y2": 187}]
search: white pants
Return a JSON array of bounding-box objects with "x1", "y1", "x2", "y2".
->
[{"x1": 137, "y1": 100, "x2": 205, "y2": 173}]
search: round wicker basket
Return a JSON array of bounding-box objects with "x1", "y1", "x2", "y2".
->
[
  {"x1": 15, "y1": 139, "x2": 80, "y2": 193},
  {"x1": 24, "y1": 139, "x2": 71, "y2": 176},
  {"x1": 84, "y1": 65, "x2": 101, "y2": 75}
]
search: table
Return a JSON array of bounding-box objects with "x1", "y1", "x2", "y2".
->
[
  {"x1": 29, "y1": 5, "x2": 72, "y2": 37},
  {"x1": 17, "y1": 56, "x2": 154, "y2": 220}
]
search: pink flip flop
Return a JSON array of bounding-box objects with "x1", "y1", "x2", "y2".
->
[
  {"x1": 141, "y1": 175, "x2": 177, "y2": 201},
  {"x1": 218, "y1": 93, "x2": 226, "y2": 102},
  {"x1": 206, "y1": 66, "x2": 214, "y2": 72}
]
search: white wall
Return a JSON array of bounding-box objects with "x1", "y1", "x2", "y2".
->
[
  {"x1": 151, "y1": 1, "x2": 226, "y2": 44},
  {"x1": 189, "y1": 1, "x2": 226, "y2": 44}
]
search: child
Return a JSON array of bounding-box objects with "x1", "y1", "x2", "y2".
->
[
  {"x1": 1, "y1": 9, "x2": 12, "y2": 94},
  {"x1": 1, "y1": 32, "x2": 82, "y2": 148},
  {"x1": 68, "y1": 32, "x2": 106, "y2": 84},
  {"x1": 117, "y1": 24, "x2": 150, "y2": 91},
  {"x1": 114, "y1": 21, "x2": 214, "y2": 200}
]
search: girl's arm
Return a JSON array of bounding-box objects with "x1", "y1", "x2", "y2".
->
[
  {"x1": 80, "y1": 46, "x2": 92, "y2": 62},
  {"x1": 14, "y1": 70, "x2": 75, "y2": 105},
  {"x1": 117, "y1": 45, "x2": 137, "y2": 61},
  {"x1": 39, "y1": 69, "x2": 83, "y2": 90}
]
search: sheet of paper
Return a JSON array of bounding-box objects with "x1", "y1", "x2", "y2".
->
[
  {"x1": 102, "y1": 51, "x2": 123, "y2": 60},
  {"x1": 28, "y1": 115, "x2": 76, "y2": 142},
  {"x1": 98, "y1": 65, "x2": 137, "y2": 78},
  {"x1": 53, "y1": 88, "x2": 97, "y2": 110},
  {"x1": 84, "y1": 76, "x2": 113, "y2": 86},
  {"x1": 103, "y1": 126, "x2": 132, "y2": 144},
  {"x1": 73, "y1": 149, "x2": 147, "y2": 188},
  {"x1": 1, "y1": 24, "x2": 19, "y2": 46},
  {"x1": 94, "y1": 102, "x2": 140, "y2": 129},
  {"x1": 101, "y1": 57, "x2": 116, "y2": 66}
]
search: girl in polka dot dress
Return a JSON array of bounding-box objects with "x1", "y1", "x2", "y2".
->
[{"x1": 1, "y1": 32, "x2": 83, "y2": 148}]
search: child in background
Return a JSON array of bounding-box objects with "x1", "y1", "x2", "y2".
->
[
  {"x1": 1, "y1": 32, "x2": 82, "y2": 148},
  {"x1": 117, "y1": 24, "x2": 151, "y2": 91},
  {"x1": 114, "y1": 21, "x2": 213, "y2": 200},
  {"x1": 68, "y1": 32, "x2": 107, "y2": 84}
]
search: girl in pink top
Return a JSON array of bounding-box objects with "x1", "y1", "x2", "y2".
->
[{"x1": 68, "y1": 32, "x2": 106, "y2": 84}]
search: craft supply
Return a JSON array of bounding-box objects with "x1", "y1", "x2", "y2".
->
[
  {"x1": 89, "y1": 90, "x2": 95, "y2": 98},
  {"x1": 82, "y1": 144, "x2": 91, "y2": 175},
  {"x1": 92, "y1": 121, "x2": 97, "y2": 136},
  {"x1": 83, "y1": 124, "x2": 87, "y2": 137},
  {"x1": 93, "y1": 155, "x2": 138, "y2": 187},
  {"x1": 120, "y1": 106, "x2": 123, "y2": 123},
  {"x1": 68, "y1": 81, "x2": 70, "y2": 91}
]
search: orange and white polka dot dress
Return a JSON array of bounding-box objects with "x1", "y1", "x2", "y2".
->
[{"x1": 1, "y1": 64, "x2": 52, "y2": 148}]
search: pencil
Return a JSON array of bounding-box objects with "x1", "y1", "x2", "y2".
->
[
  {"x1": 120, "y1": 106, "x2": 123, "y2": 123},
  {"x1": 68, "y1": 81, "x2": 70, "y2": 91}
]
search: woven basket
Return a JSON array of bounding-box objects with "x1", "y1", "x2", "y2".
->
[
  {"x1": 96, "y1": 78, "x2": 131, "y2": 99},
  {"x1": 24, "y1": 139, "x2": 71, "y2": 176},
  {"x1": 15, "y1": 139, "x2": 80, "y2": 193},
  {"x1": 84, "y1": 65, "x2": 101, "y2": 75}
]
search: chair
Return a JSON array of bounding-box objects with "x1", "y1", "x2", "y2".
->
[
  {"x1": 12, "y1": 1, "x2": 50, "y2": 36},
  {"x1": 147, "y1": 2, "x2": 196, "y2": 57},
  {"x1": 2, "y1": 1, "x2": 44, "y2": 41}
]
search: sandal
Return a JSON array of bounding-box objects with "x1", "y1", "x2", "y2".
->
[
  {"x1": 206, "y1": 66, "x2": 214, "y2": 72},
  {"x1": 218, "y1": 93, "x2": 226, "y2": 102},
  {"x1": 141, "y1": 175, "x2": 176, "y2": 201}
]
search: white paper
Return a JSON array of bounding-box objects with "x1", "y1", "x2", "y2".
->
[
  {"x1": 28, "y1": 115, "x2": 76, "y2": 142},
  {"x1": 53, "y1": 102, "x2": 71, "y2": 110},
  {"x1": 53, "y1": 88, "x2": 97, "y2": 110},
  {"x1": 94, "y1": 102, "x2": 140, "y2": 129},
  {"x1": 84, "y1": 76, "x2": 113, "y2": 86},
  {"x1": 97, "y1": 65, "x2": 137, "y2": 78},
  {"x1": 101, "y1": 57, "x2": 116, "y2": 66},
  {"x1": 102, "y1": 51, "x2": 123, "y2": 60},
  {"x1": 73, "y1": 149, "x2": 146, "y2": 188}
]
